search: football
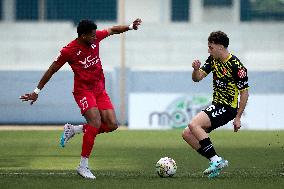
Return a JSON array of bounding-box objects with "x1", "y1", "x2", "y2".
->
[{"x1": 155, "y1": 157, "x2": 177, "y2": 177}]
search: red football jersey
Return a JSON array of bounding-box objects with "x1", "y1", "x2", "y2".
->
[{"x1": 55, "y1": 30, "x2": 109, "y2": 93}]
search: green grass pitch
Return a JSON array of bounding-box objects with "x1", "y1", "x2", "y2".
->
[{"x1": 0, "y1": 129, "x2": 283, "y2": 189}]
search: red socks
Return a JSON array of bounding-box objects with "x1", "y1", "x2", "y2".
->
[
  {"x1": 81, "y1": 123, "x2": 111, "y2": 157},
  {"x1": 81, "y1": 124, "x2": 99, "y2": 158}
]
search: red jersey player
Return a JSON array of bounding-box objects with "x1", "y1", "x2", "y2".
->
[{"x1": 20, "y1": 18, "x2": 142, "y2": 179}]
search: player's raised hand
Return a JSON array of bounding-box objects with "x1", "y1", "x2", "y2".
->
[
  {"x1": 19, "y1": 92, "x2": 38, "y2": 105},
  {"x1": 192, "y1": 60, "x2": 201, "y2": 71},
  {"x1": 131, "y1": 18, "x2": 142, "y2": 30}
]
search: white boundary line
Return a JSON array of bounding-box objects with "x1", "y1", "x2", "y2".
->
[
  {"x1": 0, "y1": 125, "x2": 128, "y2": 131},
  {"x1": 0, "y1": 126, "x2": 62, "y2": 131},
  {"x1": 0, "y1": 172, "x2": 76, "y2": 175}
]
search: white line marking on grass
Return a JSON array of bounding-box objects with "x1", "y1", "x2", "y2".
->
[
  {"x1": 0, "y1": 125, "x2": 128, "y2": 131},
  {"x1": 0, "y1": 172, "x2": 77, "y2": 176},
  {"x1": 0, "y1": 126, "x2": 62, "y2": 131}
]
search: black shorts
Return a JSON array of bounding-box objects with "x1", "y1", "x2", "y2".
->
[{"x1": 202, "y1": 103, "x2": 237, "y2": 133}]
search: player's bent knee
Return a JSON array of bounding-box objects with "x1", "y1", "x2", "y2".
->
[
  {"x1": 181, "y1": 130, "x2": 187, "y2": 140},
  {"x1": 108, "y1": 122, "x2": 118, "y2": 131},
  {"x1": 188, "y1": 122, "x2": 201, "y2": 131},
  {"x1": 181, "y1": 127, "x2": 191, "y2": 140},
  {"x1": 188, "y1": 123, "x2": 194, "y2": 131},
  {"x1": 88, "y1": 119, "x2": 102, "y2": 128}
]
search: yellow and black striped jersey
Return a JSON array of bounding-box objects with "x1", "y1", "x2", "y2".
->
[{"x1": 200, "y1": 54, "x2": 249, "y2": 109}]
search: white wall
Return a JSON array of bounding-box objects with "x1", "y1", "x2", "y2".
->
[
  {"x1": 124, "y1": 0, "x2": 170, "y2": 23},
  {"x1": 123, "y1": 0, "x2": 239, "y2": 24},
  {"x1": 0, "y1": 22, "x2": 75, "y2": 70},
  {"x1": 0, "y1": 22, "x2": 283, "y2": 71}
]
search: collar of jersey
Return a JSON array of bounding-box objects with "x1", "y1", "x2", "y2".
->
[
  {"x1": 222, "y1": 53, "x2": 232, "y2": 63},
  {"x1": 75, "y1": 38, "x2": 92, "y2": 49}
]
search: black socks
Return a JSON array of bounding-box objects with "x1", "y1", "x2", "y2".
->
[{"x1": 197, "y1": 137, "x2": 217, "y2": 160}]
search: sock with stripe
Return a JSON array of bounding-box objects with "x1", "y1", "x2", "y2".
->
[{"x1": 198, "y1": 137, "x2": 218, "y2": 160}]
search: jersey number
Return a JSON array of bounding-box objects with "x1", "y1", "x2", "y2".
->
[
  {"x1": 206, "y1": 105, "x2": 227, "y2": 118},
  {"x1": 206, "y1": 105, "x2": 215, "y2": 112},
  {"x1": 80, "y1": 97, "x2": 88, "y2": 111}
]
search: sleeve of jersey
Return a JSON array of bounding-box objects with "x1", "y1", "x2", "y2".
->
[
  {"x1": 96, "y1": 30, "x2": 109, "y2": 42},
  {"x1": 54, "y1": 48, "x2": 69, "y2": 67},
  {"x1": 233, "y1": 64, "x2": 249, "y2": 91},
  {"x1": 200, "y1": 56, "x2": 213, "y2": 76}
]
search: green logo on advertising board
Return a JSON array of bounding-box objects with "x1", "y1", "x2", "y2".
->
[
  {"x1": 166, "y1": 95, "x2": 211, "y2": 128},
  {"x1": 149, "y1": 95, "x2": 212, "y2": 129}
]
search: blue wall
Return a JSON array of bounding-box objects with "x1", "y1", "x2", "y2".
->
[{"x1": 0, "y1": 70, "x2": 283, "y2": 125}]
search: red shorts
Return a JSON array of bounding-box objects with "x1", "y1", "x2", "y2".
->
[{"x1": 73, "y1": 90, "x2": 114, "y2": 115}]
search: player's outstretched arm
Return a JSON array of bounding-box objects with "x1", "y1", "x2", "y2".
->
[
  {"x1": 19, "y1": 61, "x2": 62, "y2": 105},
  {"x1": 107, "y1": 18, "x2": 142, "y2": 35}
]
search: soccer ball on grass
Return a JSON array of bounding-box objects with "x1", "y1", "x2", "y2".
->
[{"x1": 155, "y1": 157, "x2": 177, "y2": 177}]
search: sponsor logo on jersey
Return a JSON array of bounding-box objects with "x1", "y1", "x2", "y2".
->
[
  {"x1": 79, "y1": 55, "x2": 100, "y2": 69},
  {"x1": 215, "y1": 79, "x2": 227, "y2": 88},
  {"x1": 223, "y1": 68, "x2": 227, "y2": 75},
  {"x1": 91, "y1": 44, "x2": 96, "y2": 49},
  {"x1": 237, "y1": 81, "x2": 248, "y2": 89},
  {"x1": 238, "y1": 68, "x2": 246, "y2": 78}
]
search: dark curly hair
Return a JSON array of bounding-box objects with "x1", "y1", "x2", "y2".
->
[
  {"x1": 77, "y1": 19, "x2": 97, "y2": 37},
  {"x1": 208, "y1": 31, "x2": 229, "y2": 48}
]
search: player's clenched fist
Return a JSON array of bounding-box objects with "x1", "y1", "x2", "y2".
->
[
  {"x1": 192, "y1": 60, "x2": 201, "y2": 71},
  {"x1": 130, "y1": 18, "x2": 142, "y2": 30}
]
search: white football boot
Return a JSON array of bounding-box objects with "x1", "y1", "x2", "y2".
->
[
  {"x1": 60, "y1": 123, "x2": 75, "y2": 147},
  {"x1": 77, "y1": 166, "x2": 96, "y2": 179}
]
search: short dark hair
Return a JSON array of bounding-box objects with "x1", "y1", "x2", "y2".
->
[
  {"x1": 77, "y1": 19, "x2": 97, "y2": 37},
  {"x1": 208, "y1": 31, "x2": 229, "y2": 48}
]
